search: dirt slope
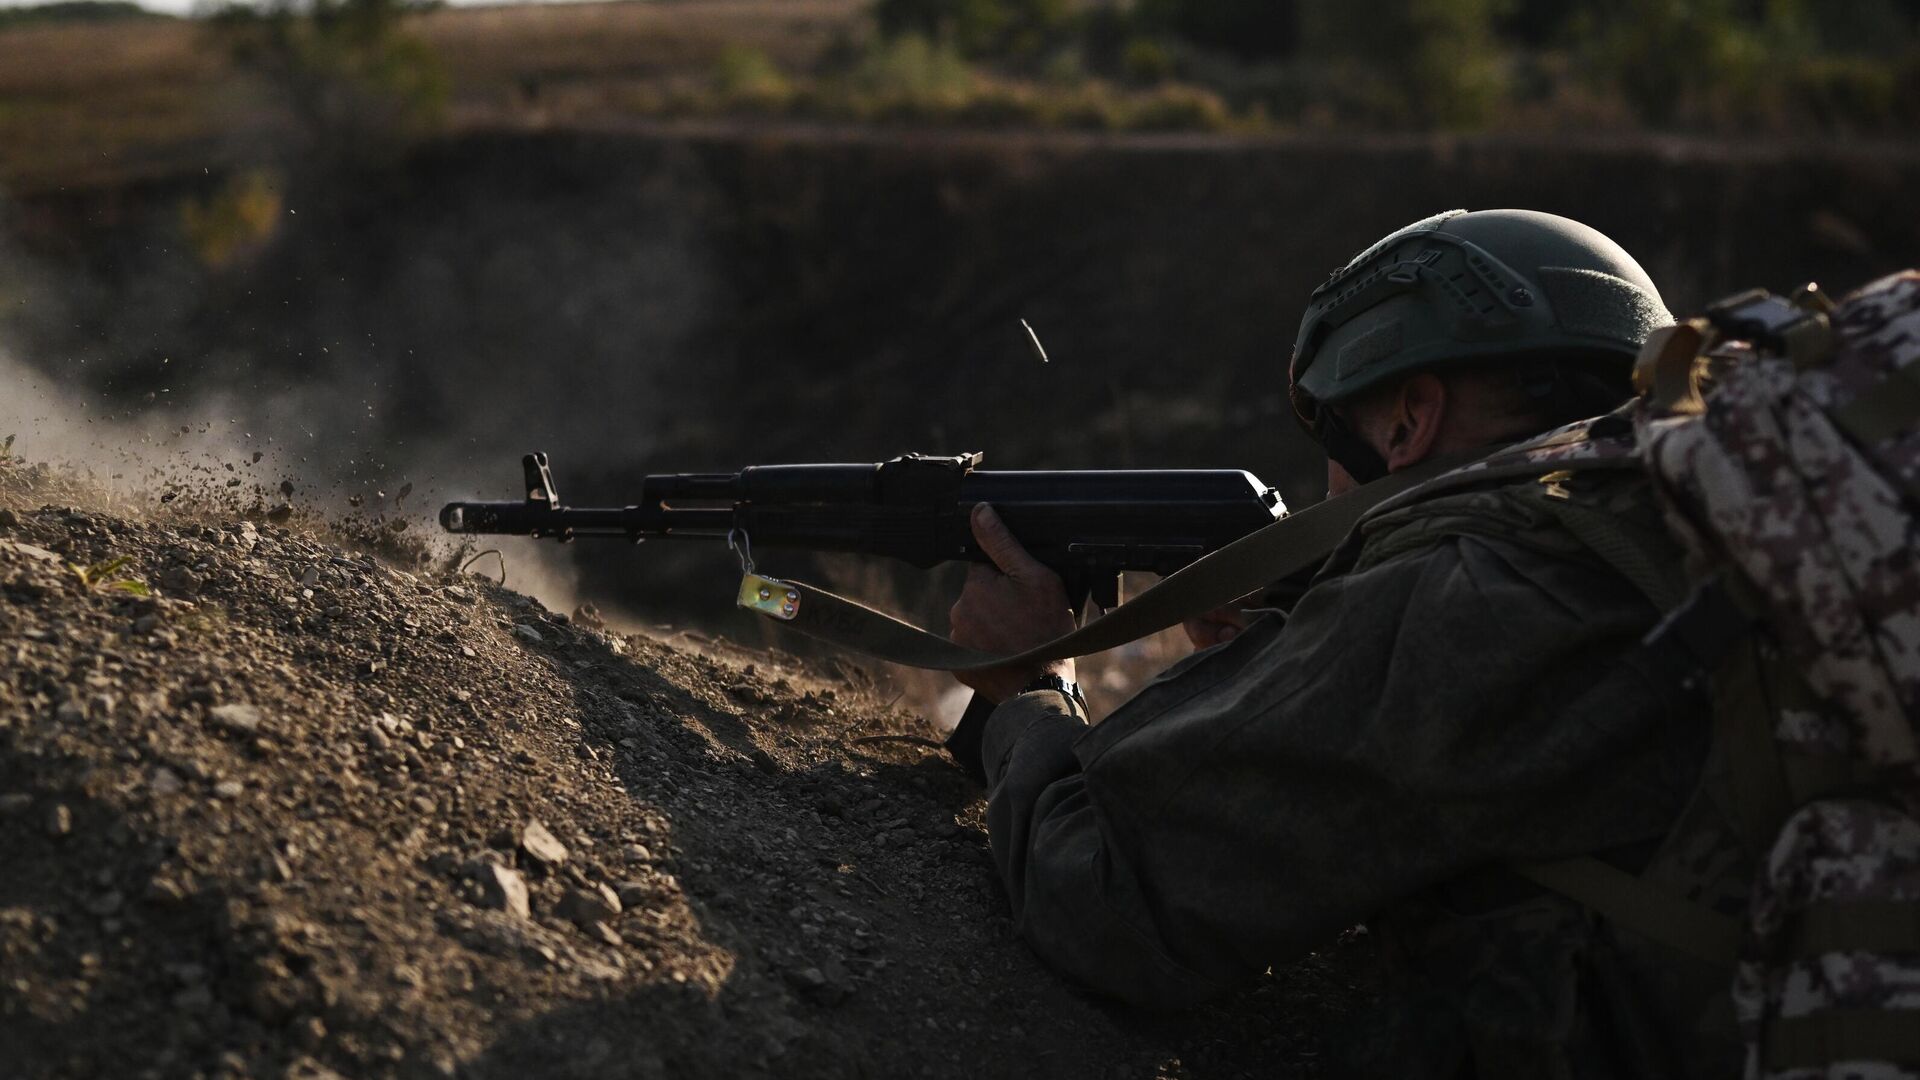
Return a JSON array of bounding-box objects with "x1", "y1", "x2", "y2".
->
[{"x1": 0, "y1": 459, "x2": 1367, "y2": 1079}]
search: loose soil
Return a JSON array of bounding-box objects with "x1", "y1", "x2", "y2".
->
[{"x1": 0, "y1": 458, "x2": 1370, "y2": 1079}]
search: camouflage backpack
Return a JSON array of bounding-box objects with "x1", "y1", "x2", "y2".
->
[
  {"x1": 1636, "y1": 273, "x2": 1920, "y2": 1078},
  {"x1": 1416, "y1": 272, "x2": 1920, "y2": 1077}
]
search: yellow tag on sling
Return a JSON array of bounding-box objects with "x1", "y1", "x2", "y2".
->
[{"x1": 738, "y1": 573, "x2": 801, "y2": 621}]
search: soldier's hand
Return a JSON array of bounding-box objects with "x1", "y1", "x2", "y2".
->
[
  {"x1": 1183, "y1": 605, "x2": 1249, "y2": 650},
  {"x1": 949, "y1": 503, "x2": 1077, "y2": 703}
]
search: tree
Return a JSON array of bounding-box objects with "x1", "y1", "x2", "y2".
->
[
  {"x1": 207, "y1": 0, "x2": 447, "y2": 166},
  {"x1": 1300, "y1": 0, "x2": 1509, "y2": 127}
]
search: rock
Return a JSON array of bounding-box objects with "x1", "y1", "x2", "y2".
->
[
  {"x1": 209, "y1": 704, "x2": 265, "y2": 736},
  {"x1": 0, "y1": 539, "x2": 60, "y2": 564},
  {"x1": 619, "y1": 843, "x2": 653, "y2": 864},
  {"x1": 171, "y1": 985, "x2": 215, "y2": 1012},
  {"x1": 785, "y1": 961, "x2": 852, "y2": 1005},
  {"x1": 0, "y1": 793, "x2": 31, "y2": 817},
  {"x1": 45, "y1": 803, "x2": 72, "y2": 838},
  {"x1": 212, "y1": 779, "x2": 244, "y2": 799},
  {"x1": 510, "y1": 624, "x2": 544, "y2": 645},
  {"x1": 284, "y1": 1055, "x2": 350, "y2": 1080},
  {"x1": 158, "y1": 566, "x2": 201, "y2": 597},
  {"x1": 615, "y1": 881, "x2": 650, "y2": 908},
  {"x1": 145, "y1": 877, "x2": 188, "y2": 905},
  {"x1": 164, "y1": 962, "x2": 206, "y2": 985},
  {"x1": 789, "y1": 966, "x2": 828, "y2": 991},
  {"x1": 150, "y1": 768, "x2": 184, "y2": 796},
  {"x1": 471, "y1": 863, "x2": 530, "y2": 919},
  {"x1": 293, "y1": 1016, "x2": 327, "y2": 1052},
  {"x1": 131, "y1": 614, "x2": 162, "y2": 635},
  {"x1": 298, "y1": 566, "x2": 320, "y2": 589},
  {"x1": 444, "y1": 586, "x2": 476, "y2": 605},
  {"x1": 0, "y1": 508, "x2": 16, "y2": 529},
  {"x1": 556, "y1": 884, "x2": 621, "y2": 928},
  {"x1": 518, "y1": 820, "x2": 569, "y2": 867}
]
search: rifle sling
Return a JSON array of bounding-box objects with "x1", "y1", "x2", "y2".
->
[{"x1": 752, "y1": 452, "x2": 1639, "y2": 672}]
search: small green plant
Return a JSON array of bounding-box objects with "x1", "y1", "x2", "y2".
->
[
  {"x1": 1123, "y1": 81, "x2": 1231, "y2": 130},
  {"x1": 873, "y1": 0, "x2": 1073, "y2": 59},
  {"x1": 181, "y1": 169, "x2": 285, "y2": 269},
  {"x1": 1121, "y1": 37, "x2": 1175, "y2": 83},
  {"x1": 69, "y1": 555, "x2": 151, "y2": 596},
  {"x1": 850, "y1": 33, "x2": 976, "y2": 106},
  {"x1": 713, "y1": 45, "x2": 792, "y2": 108}
]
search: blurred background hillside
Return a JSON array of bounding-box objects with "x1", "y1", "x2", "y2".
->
[
  {"x1": 5, "y1": 0, "x2": 1920, "y2": 186},
  {"x1": 2, "y1": 0, "x2": 1918, "y2": 698}
]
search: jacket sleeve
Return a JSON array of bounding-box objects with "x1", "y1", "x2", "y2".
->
[{"x1": 975, "y1": 534, "x2": 1703, "y2": 1009}]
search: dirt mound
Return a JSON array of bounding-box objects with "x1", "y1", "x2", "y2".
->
[{"x1": 0, "y1": 460, "x2": 1367, "y2": 1079}]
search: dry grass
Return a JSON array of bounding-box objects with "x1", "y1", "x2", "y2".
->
[
  {"x1": 0, "y1": 18, "x2": 210, "y2": 94},
  {"x1": 420, "y1": 0, "x2": 861, "y2": 82},
  {"x1": 0, "y1": 0, "x2": 867, "y2": 191},
  {"x1": 0, "y1": 18, "x2": 232, "y2": 189},
  {"x1": 0, "y1": 0, "x2": 1236, "y2": 190}
]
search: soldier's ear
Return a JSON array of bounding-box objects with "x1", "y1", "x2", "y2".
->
[{"x1": 1386, "y1": 374, "x2": 1448, "y2": 469}]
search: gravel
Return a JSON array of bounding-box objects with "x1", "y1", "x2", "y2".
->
[{"x1": 0, "y1": 457, "x2": 1369, "y2": 1079}]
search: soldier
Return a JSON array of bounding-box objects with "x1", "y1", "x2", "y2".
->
[{"x1": 946, "y1": 209, "x2": 1745, "y2": 1078}]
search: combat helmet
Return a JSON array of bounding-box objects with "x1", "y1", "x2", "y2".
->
[{"x1": 1289, "y1": 209, "x2": 1671, "y2": 444}]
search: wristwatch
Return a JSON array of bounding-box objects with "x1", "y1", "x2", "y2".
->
[{"x1": 1018, "y1": 672, "x2": 1089, "y2": 717}]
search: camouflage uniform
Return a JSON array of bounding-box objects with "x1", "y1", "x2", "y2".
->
[{"x1": 974, "y1": 464, "x2": 1750, "y2": 1079}]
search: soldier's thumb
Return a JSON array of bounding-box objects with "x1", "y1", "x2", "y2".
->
[{"x1": 970, "y1": 503, "x2": 1046, "y2": 581}]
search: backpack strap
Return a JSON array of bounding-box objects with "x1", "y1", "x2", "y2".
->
[
  {"x1": 1500, "y1": 496, "x2": 1768, "y2": 968},
  {"x1": 1764, "y1": 1012, "x2": 1920, "y2": 1069},
  {"x1": 1829, "y1": 359, "x2": 1920, "y2": 446},
  {"x1": 1533, "y1": 495, "x2": 1688, "y2": 610},
  {"x1": 1791, "y1": 900, "x2": 1920, "y2": 957},
  {"x1": 1511, "y1": 856, "x2": 1742, "y2": 967}
]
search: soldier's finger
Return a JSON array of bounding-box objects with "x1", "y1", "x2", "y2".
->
[
  {"x1": 970, "y1": 503, "x2": 1050, "y2": 582},
  {"x1": 961, "y1": 561, "x2": 1001, "y2": 593}
]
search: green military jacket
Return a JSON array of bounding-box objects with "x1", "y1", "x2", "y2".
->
[{"x1": 977, "y1": 466, "x2": 1750, "y2": 1079}]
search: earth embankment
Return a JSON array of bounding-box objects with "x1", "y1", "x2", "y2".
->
[{"x1": 0, "y1": 460, "x2": 1365, "y2": 1078}]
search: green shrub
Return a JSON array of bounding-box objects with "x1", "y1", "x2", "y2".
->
[
  {"x1": 1783, "y1": 53, "x2": 1902, "y2": 129},
  {"x1": 1122, "y1": 37, "x2": 1176, "y2": 83},
  {"x1": 206, "y1": 0, "x2": 447, "y2": 162},
  {"x1": 1577, "y1": 0, "x2": 1752, "y2": 125},
  {"x1": 955, "y1": 84, "x2": 1047, "y2": 126},
  {"x1": 850, "y1": 34, "x2": 976, "y2": 107},
  {"x1": 0, "y1": 0, "x2": 157, "y2": 28},
  {"x1": 1123, "y1": 83, "x2": 1231, "y2": 131},
  {"x1": 873, "y1": 0, "x2": 1073, "y2": 59},
  {"x1": 180, "y1": 168, "x2": 284, "y2": 269},
  {"x1": 1131, "y1": 0, "x2": 1296, "y2": 61},
  {"x1": 712, "y1": 45, "x2": 793, "y2": 109},
  {"x1": 1299, "y1": 0, "x2": 1509, "y2": 128}
]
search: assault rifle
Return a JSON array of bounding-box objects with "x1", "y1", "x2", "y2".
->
[{"x1": 439, "y1": 452, "x2": 1288, "y2": 612}]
